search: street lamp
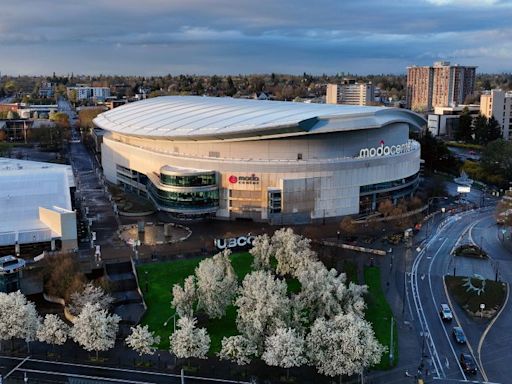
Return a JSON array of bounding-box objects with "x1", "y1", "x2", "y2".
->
[{"x1": 425, "y1": 196, "x2": 448, "y2": 239}]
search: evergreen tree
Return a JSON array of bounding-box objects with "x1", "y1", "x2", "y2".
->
[{"x1": 456, "y1": 107, "x2": 474, "y2": 143}]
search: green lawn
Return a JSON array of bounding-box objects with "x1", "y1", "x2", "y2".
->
[
  {"x1": 137, "y1": 252, "x2": 300, "y2": 354},
  {"x1": 364, "y1": 266, "x2": 398, "y2": 370}
]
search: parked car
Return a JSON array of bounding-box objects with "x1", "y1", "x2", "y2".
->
[
  {"x1": 460, "y1": 353, "x2": 477, "y2": 375},
  {"x1": 452, "y1": 327, "x2": 466, "y2": 344},
  {"x1": 440, "y1": 304, "x2": 453, "y2": 321}
]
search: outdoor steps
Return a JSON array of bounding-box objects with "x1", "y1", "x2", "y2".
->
[{"x1": 112, "y1": 290, "x2": 142, "y2": 305}]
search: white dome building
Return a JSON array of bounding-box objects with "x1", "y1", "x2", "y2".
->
[{"x1": 94, "y1": 96, "x2": 425, "y2": 224}]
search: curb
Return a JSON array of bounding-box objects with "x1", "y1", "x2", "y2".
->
[{"x1": 477, "y1": 281, "x2": 509, "y2": 382}]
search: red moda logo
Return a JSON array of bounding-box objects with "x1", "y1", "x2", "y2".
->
[
  {"x1": 228, "y1": 175, "x2": 238, "y2": 184},
  {"x1": 380, "y1": 140, "x2": 385, "y2": 145}
]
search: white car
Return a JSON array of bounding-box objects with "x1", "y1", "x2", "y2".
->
[{"x1": 440, "y1": 304, "x2": 453, "y2": 321}]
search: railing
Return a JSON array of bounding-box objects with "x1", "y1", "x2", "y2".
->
[{"x1": 108, "y1": 137, "x2": 420, "y2": 165}]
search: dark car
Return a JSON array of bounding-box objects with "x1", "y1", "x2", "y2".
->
[
  {"x1": 452, "y1": 327, "x2": 466, "y2": 344},
  {"x1": 460, "y1": 353, "x2": 477, "y2": 375}
]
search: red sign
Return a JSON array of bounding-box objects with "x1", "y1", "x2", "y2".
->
[{"x1": 228, "y1": 175, "x2": 238, "y2": 184}]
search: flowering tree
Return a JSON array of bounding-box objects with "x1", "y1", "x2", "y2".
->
[
  {"x1": 68, "y1": 282, "x2": 114, "y2": 316},
  {"x1": 297, "y1": 261, "x2": 367, "y2": 321},
  {"x1": 172, "y1": 275, "x2": 196, "y2": 318},
  {"x1": 218, "y1": 335, "x2": 258, "y2": 366},
  {"x1": 0, "y1": 291, "x2": 40, "y2": 351},
  {"x1": 271, "y1": 228, "x2": 316, "y2": 277},
  {"x1": 262, "y1": 327, "x2": 306, "y2": 378},
  {"x1": 195, "y1": 249, "x2": 238, "y2": 319},
  {"x1": 37, "y1": 314, "x2": 70, "y2": 350},
  {"x1": 249, "y1": 234, "x2": 274, "y2": 270},
  {"x1": 306, "y1": 312, "x2": 385, "y2": 377},
  {"x1": 170, "y1": 317, "x2": 210, "y2": 359},
  {"x1": 126, "y1": 324, "x2": 160, "y2": 356},
  {"x1": 235, "y1": 270, "x2": 290, "y2": 343},
  {"x1": 70, "y1": 302, "x2": 121, "y2": 359}
]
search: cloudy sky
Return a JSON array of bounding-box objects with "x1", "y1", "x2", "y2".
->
[{"x1": 1, "y1": 0, "x2": 511, "y2": 75}]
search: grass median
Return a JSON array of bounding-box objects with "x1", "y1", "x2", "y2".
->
[{"x1": 364, "y1": 266, "x2": 398, "y2": 369}]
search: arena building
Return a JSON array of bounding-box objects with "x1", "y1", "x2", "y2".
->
[{"x1": 94, "y1": 96, "x2": 425, "y2": 224}]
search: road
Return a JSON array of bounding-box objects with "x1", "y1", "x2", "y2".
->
[
  {"x1": 469, "y1": 213, "x2": 512, "y2": 383},
  {"x1": 0, "y1": 355, "x2": 250, "y2": 384},
  {"x1": 408, "y1": 205, "x2": 511, "y2": 384}
]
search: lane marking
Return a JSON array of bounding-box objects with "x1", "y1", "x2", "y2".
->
[
  {"x1": 16, "y1": 368, "x2": 156, "y2": 384},
  {"x1": 477, "y1": 281, "x2": 509, "y2": 383},
  {"x1": 3, "y1": 355, "x2": 30, "y2": 379}
]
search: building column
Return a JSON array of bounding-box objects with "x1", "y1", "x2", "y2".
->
[
  {"x1": 371, "y1": 194, "x2": 377, "y2": 211},
  {"x1": 51, "y1": 239, "x2": 56, "y2": 251}
]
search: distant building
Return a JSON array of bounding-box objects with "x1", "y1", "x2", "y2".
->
[
  {"x1": 326, "y1": 79, "x2": 375, "y2": 106},
  {"x1": 406, "y1": 61, "x2": 477, "y2": 112},
  {"x1": 38, "y1": 82, "x2": 54, "y2": 98},
  {"x1": 427, "y1": 105, "x2": 480, "y2": 138},
  {"x1": 105, "y1": 99, "x2": 128, "y2": 110},
  {"x1": 67, "y1": 85, "x2": 111, "y2": 101},
  {"x1": 480, "y1": 90, "x2": 512, "y2": 140},
  {"x1": 0, "y1": 158, "x2": 77, "y2": 256}
]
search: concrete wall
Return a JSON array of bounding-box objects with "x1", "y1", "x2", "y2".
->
[
  {"x1": 38, "y1": 207, "x2": 78, "y2": 251},
  {"x1": 102, "y1": 124, "x2": 420, "y2": 222}
]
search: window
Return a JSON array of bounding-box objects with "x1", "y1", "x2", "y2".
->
[
  {"x1": 160, "y1": 172, "x2": 216, "y2": 187},
  {"x1": 297, "y1": 153, "x2": 303, "y2": 160}
]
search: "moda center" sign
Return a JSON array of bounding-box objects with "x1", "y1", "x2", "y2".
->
[{"x1": 359, "y1": 140, "x2": 414, "y2": 159}]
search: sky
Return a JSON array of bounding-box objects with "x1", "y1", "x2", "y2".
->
[{"x1": 0, "y1": 0, "x2": 511, "y2": 76}]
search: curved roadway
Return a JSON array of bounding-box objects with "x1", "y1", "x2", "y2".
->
[{"x1": 409, "y1": 207, "x2": 508, "y2": 383}]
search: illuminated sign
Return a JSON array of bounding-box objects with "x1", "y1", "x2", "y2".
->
[
  {"x1": 457, "y1": 186, "x2": 471, "y2": 193},
  {"x1": 228, "y1": 174, "x2": 260, "y2": 185},
  {"x1": 214, "y1": 234, "x2": 256, "y2": 250},
  {"x1": 359, "y1": 141, "x2": 414, "y2": 158}
]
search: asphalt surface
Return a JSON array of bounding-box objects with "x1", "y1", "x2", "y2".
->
[
  {"x1": 0, "y1": 355, "x2": 250, "y2": 384},
  {"x1": 405, "y1": 204, "x2": 512, "y2": 384}
]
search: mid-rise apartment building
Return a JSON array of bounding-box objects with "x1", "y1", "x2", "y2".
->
[
  {"x1": 67, "y1": 85, "x2": 111, "y2": 101},
  {"x1": 480, "y1": 90, "x2": 512, "y2": 140},
  {"x1": 326, "y1": 79, "x2": 375, "y2": 106},
  {"x1": 406, "y1": 61, "x2": 476, "y2": 112}
]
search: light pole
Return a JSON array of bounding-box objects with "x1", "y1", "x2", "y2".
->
[{"x1": 425, "y1": 196, "x2": 448, "y2": 239}]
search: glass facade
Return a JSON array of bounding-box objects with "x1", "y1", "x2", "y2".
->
[
  {"x1": 360, "y1": 173, "x2": 420, "y2": 195},
  {"x1": 148, "y1": 183, "x2": 219, "y2": 210},
  {"x1": 160, "y1": 172, "x2": 216, "y2": 187}
]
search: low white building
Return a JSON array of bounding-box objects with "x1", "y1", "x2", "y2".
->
[
  {"x1": 0, "y1": 158, "x2": 77, "y2": 254},
  {"x1": 67, "y1": 85, "x2": 111, "y2": 101},
  {"x1": 427, "y1": 105, "x2": 480, "y2": 138}
]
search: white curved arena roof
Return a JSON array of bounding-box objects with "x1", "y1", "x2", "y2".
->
[{"x1": 94, "y1": 96, "x2": 425, "y2": 141}]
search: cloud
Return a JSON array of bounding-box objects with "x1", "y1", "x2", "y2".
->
[{"x1": 0, "y1": 0, "x2": 510, "y2": 74}]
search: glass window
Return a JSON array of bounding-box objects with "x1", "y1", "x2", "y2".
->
[
  {"x1": 160, "y1": 172, "x2": 216, "y2": 187},
  {"x1": 148, "y1": 183, "x2": 219, "y2": 209}
]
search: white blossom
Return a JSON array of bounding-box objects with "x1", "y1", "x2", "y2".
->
[
  {"x1": 218, "y1": 335, "x2": 258, "y2": 366},
  {"x1": 249, "y1": 234, "x2": 274, "y2": 270},
  {"x1": 195, "y1": 249, "x2": 238, "y2": 319},
  {"x1": 68, "y1": 282, "x2": 114, "y2": 316},
  {"x1": 235, "y1": 270, "x2": 290, "y2": 343},
  {"x1": 297, "y1": 261, "x2": 367, "y2": 320},
  {"x1": 306, "y1": 312, "x2": 385, "y2": 377},
  {"x1": 37, "y1": 314, "x2": 69, "y2": 346},
  {"x1": 0, "y1": 291, "x2": 40, "y2": 345},
  {"x1": 172, "y1": 275, "x2": 196, "y2": 318},
  {"x1": 70, "y1": 302, "x2": 120, "y2": 356},
  {"x1": 126, "y1": 324, "x2": 160, "y2": 356},
  {"x1": 271, "y1": 228, "x2": 316, "y2": 277},
  {"x1": 170, "y1": 317, "x2": 210, "y2": 359},
  {"x1": 262, "y1": 327, "x2": 307, "y2": 369}
]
